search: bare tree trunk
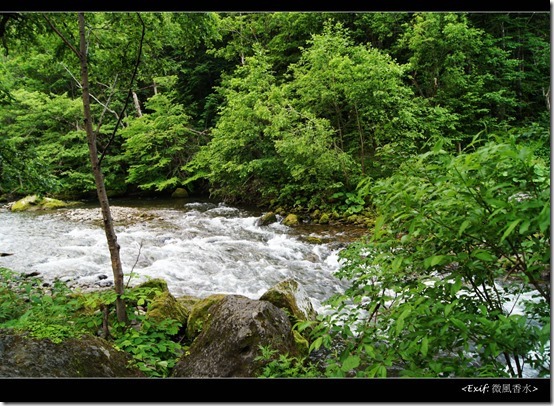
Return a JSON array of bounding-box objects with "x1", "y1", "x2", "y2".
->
[
  {"x1": 78, "y1": 13, "x2": 127, "y2": 324},
  {"x1": 132, "y1": 91, "x2": 142, "y2": 117}
]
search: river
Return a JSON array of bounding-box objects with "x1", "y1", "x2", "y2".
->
[{"x1": 0, "y1": 197, "x2": 367, "y2": 313}]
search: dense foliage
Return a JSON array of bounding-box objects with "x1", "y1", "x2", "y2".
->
[
  {"x1": 0, "y1": 12, "x2": 549, "y2": 206},
  {"x1": 308, "y1": 135, "x2": 550, "y2": 378},
  {"x1": 0, "y1": 11, "x2": 549, "y2": 378},
  {"x1": 0, "y1": 268, "x2": 184, "y2": 377}
]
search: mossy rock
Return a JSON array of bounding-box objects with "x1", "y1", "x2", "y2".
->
[
  {"x1": 177, "y1": 295, "x2": 202, "y2": 314},
  {"x1": 304, "y1": 236, "x2": 323, "y2": 244},
  {"x1": 133, "y1": 278, "x2": 169, "y2": 295},
  {"x1": 10, "y1": 195, "x2": 71, "y2": 212},
  {"x1": 0, "y1": 329, "x2": 144, "y2": 377},
  {"x1": 256, "y1": 211, "x2": 277, "y2": 226},
  {"x1": 171, "y1": 188, "x2": 189, "y2": 198},
  {"x1": 318, "y1": 213, "x2": 330, "y2": 224},
  {"x1": 146, "y1": 290, "x2": 189, "y2": 326},
  {"x1": 259, "y1": 278, "x2": 317, "y2": 325},
  {"x1": 282, "y1": 213, "x2": 299, "y2": 226},
  {"x1": 186, "y1": 294, "x2": 227, "y2": 340},
  {"x1": 124, "y1": 278, "x2": 171, "y2": 306}
]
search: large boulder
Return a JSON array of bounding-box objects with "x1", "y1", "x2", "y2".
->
[
  {"x1": 10, "y1": 195, "x2": 71, "y2": 212},
  {"x1": 171, "y1": 294, "x2": 300, "y2": 377},
  {"x1": 0, "y1": 329, "x2": 145, "y2": 377},
  {"x1": 185, "y1": 293, "x2": 227, "y2": 340}
]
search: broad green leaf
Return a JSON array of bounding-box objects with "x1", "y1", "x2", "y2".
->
[
  {"x1": 450, "y1": 277, "x2": 463, "y2": 295},
  {"x1": 444, "y1": 303, "x2": 454, "y2": 317},
  {"x1": 450, "y1": 318, "x2": 468, "y2": 333},
  {"x1": 424, "y1": 255, "x2": 445, "y2": 269},
  {"x1": 458, "y1": 219, "x2": 472, "y2": 237},
  {"x1": 391, "y1": 256, "x2": 403, "y2": 272},
  {"x1": 471, "y1": 249, "x2": 496, "y2": 262},
  {"x1": 309, "y1": 336, "x2": 323, "y2": 353},
  {"x1": 341, "y1": 355, "x2": 361, "y2": 372},
  {"x1": 519, "y1": 219, "x2": 531, "y2": 235}
]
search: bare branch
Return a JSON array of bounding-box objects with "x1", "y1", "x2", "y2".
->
[{"x1": 59, "y1": 62, "x2": 120, "y2": 123}]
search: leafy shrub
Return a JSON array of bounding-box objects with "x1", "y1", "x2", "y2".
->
[
  {"x1": 0, "y1": 268, "x2": 184, "y2": 377},
  {"x1": 0, "y1": 268, "x2": 86, "y2": 343},
  {"x1": 255, "y1": 345, "x2": 321, "y2": 378},
  {"x1": 310, "y1": 135, "x2": 550, "y2": 378}
]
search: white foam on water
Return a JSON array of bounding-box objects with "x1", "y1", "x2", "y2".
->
[{"x1": 0, "y1": 202, "x2": 347, "y2": 313}]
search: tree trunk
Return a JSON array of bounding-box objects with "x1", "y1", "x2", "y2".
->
[{"x1": 78, "y1": 13, "x2": 127, "y2": 324}]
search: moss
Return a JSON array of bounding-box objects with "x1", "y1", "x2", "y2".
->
[
  {"x1": 257, "y1": 211, "x2": 277, "y2": 226},
  {"x1": 282, "y1": 213, "x2": 299, "y2": 226},
  {"x1": 171, "y1": 188, "x2": 189, "y2": 198},
  {"x1": 186, "y1": 294, "x2": 227, "y2": 340},
  {"x1": 318, "y1": 213, "x2": 330, "y2": 224},
  {"x1": 134, "y1": 278, "x2": 169, "y2": 294},
  {"x1": 305, "y1": 236, "x2": 323, "y2": 244},
  {"x1": 292, "y1": 329, "x2": 309, "y2": 355},
  {"x1": 41, "y1": 197, "x2": 71, "y2": 210},
  {"x1": 10, "y1": 195, "x2": 72, "y2": 212},
  {"x1": 177, "y1": 295, "x2": 201, "y2": 314},
  {"x1": 146, "y1": 290, "x2": 189, "y2": 325}
]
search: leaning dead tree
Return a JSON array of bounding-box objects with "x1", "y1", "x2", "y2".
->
[{"x1": 44, "y1": 12, "x2": 145, "y2": 324}]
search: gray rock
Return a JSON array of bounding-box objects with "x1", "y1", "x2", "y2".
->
[
  {"x1": 0, "y1": 329, "x2": 145, "y2": 377},
  {"x1": 171, "y1": 294, "x2": 299, "y2": 377}
]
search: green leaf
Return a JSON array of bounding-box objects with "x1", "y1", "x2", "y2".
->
[
  {"x1": 518, "y1": 219, "x2": 531, "y2": 235},
  {"x1": 450, "y1": 278, "x2": 463, "y2": 295},
  {"x1": 458, "y1": 219, "x2": 472, "y2": 237},
  {"x1": 309, "y1": 337, "x2": 323, "y2": 353},
  {"x1": 341, "y1": 355, "x2": 361, "y2": 372},
  {"x1": 444, "y1": 303, "x2": 454, "y2": 317},
  {"x1": 424, "y1": 255, "x2": 446, "y2": 269},
  {"x1": 471, "y1": 249, "x2": 496, "y2": 262},
  {"x1": 391, "y1": 256, "x2": 403, "y2": 272},
  {"x1": 500, "y1": 219, "x2": 522, "y2": 242},
  {"x1": 450, "y1": 318, "x2": 468, "y2": 334}
]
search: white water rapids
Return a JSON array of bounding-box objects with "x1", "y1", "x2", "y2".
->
[{"x1": 0, "y1": 198, "x2": 360, "y2": 313}]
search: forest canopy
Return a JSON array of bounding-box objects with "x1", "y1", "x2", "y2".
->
[{"x1": 0, "y1": 12, "x2": 549, "y2": 209}]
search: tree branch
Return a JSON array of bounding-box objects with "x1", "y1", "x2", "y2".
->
[{"x1": 43, "y1": 14, "x2": 80, "y2": 57}]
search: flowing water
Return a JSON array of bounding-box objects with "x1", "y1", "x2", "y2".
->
[{"x1": 0, "y1": 198, "x2": 367, "y2": 313}]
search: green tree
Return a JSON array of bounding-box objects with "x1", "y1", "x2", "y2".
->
[
  {"x1": 396, "y1": 13, "x2": 545, "y2": 149},
  {"x1": 287, "y1": 21, "x2": 454, "y2": 179},
  {"x1": 184, "y1": 46, "x2": 285, "y2": 205},
  {"x1": 121, "y1": 76, "x2": 206, "y2": 193}
]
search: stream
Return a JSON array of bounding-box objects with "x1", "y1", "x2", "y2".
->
[{"x1": 0, "y1": 197, "x2": 367, "y2": 313}]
